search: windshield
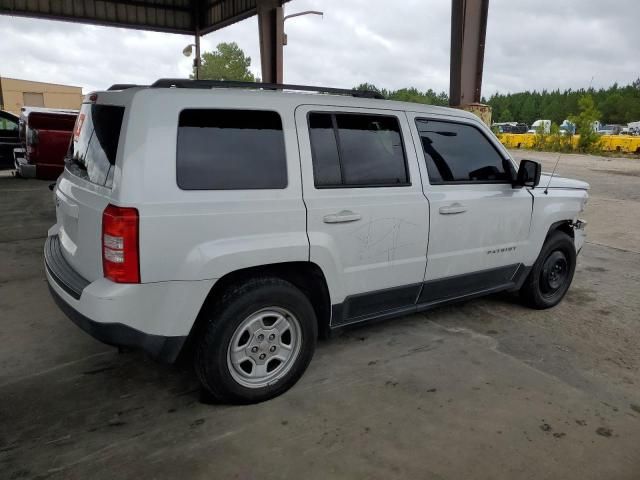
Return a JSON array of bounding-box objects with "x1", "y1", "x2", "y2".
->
[{"x1": 66, "y1": 103, "x2": 124, "y2": 187}]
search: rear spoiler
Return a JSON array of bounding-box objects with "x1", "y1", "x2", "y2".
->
[{"x1": 107, "y1": 84, "x2": 144, "y2": 91}]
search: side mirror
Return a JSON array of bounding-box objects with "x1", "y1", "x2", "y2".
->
[{"x1": 514, "y1": 159, "x2": 541, "y2": 188}]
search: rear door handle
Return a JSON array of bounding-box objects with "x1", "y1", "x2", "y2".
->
[
  {"x1": 323, "y1": 210, "x2": 362, "y2": 224},
  {"x1": 439, "y1": 203, "x2": 466, "y2": 215}
]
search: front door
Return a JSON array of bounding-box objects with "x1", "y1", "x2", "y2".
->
[
  {"x1": 295, "y1": 105, "x2": 429, "y2": 325},
  {"x1": 408, "y1": 114, "x2": 533, "y2": 300},
  {"x1": 0, "y1": 111, "x2": 20, "y2": 169}
]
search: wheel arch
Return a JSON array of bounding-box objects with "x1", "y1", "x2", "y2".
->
[
  {"x1": 546, "y1": 220, "x2": 574, "y2": 241},
  {"x1": 180, "y1": 262, "x2": 332, "y2": 361}
]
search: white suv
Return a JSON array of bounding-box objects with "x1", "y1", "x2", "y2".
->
[{"x1": 46, "y1": 80, "x2": 589, "y2": 403}]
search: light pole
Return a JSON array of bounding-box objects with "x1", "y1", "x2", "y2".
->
[
  {"x1": 183, "y1": 34, "x2": 201, "y2": 79},
  {"x1": 282, "y1": 10, "x2": 323, "y2": 46}
]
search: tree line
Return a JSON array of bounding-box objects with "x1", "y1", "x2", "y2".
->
[
  {"x1": 195, "y1": 42, "x2": 640, "y2": 127},
  {"x1": 356, "y1": 80, "x2": 640, "y2": 126},
  {"x1": 486, "y1": 80, "x2": 640, "y2": 126}
]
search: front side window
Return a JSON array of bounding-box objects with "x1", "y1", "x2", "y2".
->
[
  {"x1": 177, "y1": 109, "x2": 287, "y2": 190},
  {"x1": 416, "y1": 119, "x2": 513, "y2": 184},
  {"x1": 308, "y1": 112, "x2": 409, "y2": 188}
]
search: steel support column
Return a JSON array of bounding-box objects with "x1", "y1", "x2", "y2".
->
[
  {"x1": 257, "y1": 0, "x2": 284, "y2": 84},
  {"x1": 449, "y1": 0, "x2": 490, "y2": 107}
]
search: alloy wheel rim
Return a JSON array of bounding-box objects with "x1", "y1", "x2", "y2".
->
[{"x1": 227, "y1": 307, "x2": 302, "y2": 389}]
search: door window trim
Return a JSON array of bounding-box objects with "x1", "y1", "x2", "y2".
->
[
  {"x1": 415, "y1": 116, "x2": 516, "y2": 186},
  {"x1": 307, "y1": 110, "x2": 412, "y2": 189}
]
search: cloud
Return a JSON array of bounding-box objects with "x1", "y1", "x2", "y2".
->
[{"x1": 0, "y1": 0, "x2": 638, "y2": 95}]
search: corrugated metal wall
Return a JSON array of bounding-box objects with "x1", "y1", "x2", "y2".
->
[{"x1": 0, "y1": 0, "x2": 281, "y2": 34}]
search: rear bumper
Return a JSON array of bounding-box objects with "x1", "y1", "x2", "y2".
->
[
  {"x1": 44, "y1": 234, "x2": 214, "y2": 363},
  {"x1": 14, "y1": 151, "x2": 36, "y2": 178},
  {"x1": 48, "y1": 284, "x2": 186, "y2": 363}
]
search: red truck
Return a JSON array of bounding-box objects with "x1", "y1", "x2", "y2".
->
[{"x1": 14, "y1": 107, "x2": 78, "y2": 180}]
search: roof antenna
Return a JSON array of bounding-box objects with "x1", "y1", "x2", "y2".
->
[{"x1": 544, "y1": 153, "x2": 562, "y2": 195}]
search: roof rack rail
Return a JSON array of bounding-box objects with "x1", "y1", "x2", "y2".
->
[
  {"x1": 149, "y1": 79, "x2": 385, "y2": 99},
  {"x1": 107, "y1": 84, "x2": 145, "y2": 91}
]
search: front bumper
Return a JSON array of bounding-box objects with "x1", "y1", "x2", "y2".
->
[
  {"x1": 573, "y1": 219, "x2": 587, "y2": 254},
  {"x1": 44, "y1": 234, "x2": 214, "y2": 363}
]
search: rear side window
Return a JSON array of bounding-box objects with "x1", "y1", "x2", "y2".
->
[
  {"x1": 67, "y1": 104, "x2": 124, "y2": 187},
  {"x1": 308, "y1": 112, "x2": 409, "y2": 188},
  {"x1": 416, "y1": 119, "x2": 513, "y2": 184},
  {"x1": 177, "y1": 109, "x2": 287, "y2": 190}
]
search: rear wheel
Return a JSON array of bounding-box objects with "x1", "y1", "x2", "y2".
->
[
  {"x1": 520, "y1": 231, "x2": 576, "y2": 309},
  {"x1": 195, "y1": 277, "x2": 317, "y2": 404}
]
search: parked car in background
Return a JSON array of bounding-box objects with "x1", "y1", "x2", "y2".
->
[
  {"x1": 492, "y1": 122, "x2": 528, "y2": 134},
  {"x1": 492, "y1": 122, "x2": 516, "y2": 134},
  {"x1": 47, "y1": 81, "x2": 589, "y2": 404},
  {"x1": 528, "y1": 119, "x2": 551, "y2": 134},
  {"x1": 559, "y1": 119, "x2": 576, "y2": 135},
  {"x1": 0, "y1": 110, "x2": 21, "y2": 169},
  {"x1": 511, "y1": 123, "x2": 529, "y2": 134},
  {"x1": 15, "y1": 107, "x2": 77, "y2": 179},
  {"x1": 597, "y1": 124, "x2": 623, "y2": 136}
]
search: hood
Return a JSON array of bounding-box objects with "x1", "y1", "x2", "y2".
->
[{"x1": 539, "y1": 174, "x2": 590, "y2": 190}]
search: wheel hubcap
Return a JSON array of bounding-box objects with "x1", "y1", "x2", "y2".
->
[
  {"x1": 540, "y1": 250, "x2": 569, "y2": 296},
  {"x1": 227, "y1": 307, "x2": 301, "y2": 389}
]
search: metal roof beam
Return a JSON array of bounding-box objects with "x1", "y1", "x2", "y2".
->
[{"x1": 449, "y1": 0, "x2": 490, "y2": 106}]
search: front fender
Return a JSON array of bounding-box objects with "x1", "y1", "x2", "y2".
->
[{"x1": 526, "y1": 189, "x2": 588, "y2": 264}]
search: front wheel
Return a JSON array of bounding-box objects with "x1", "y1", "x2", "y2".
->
[
  {"x1": 520, "y1": 231, "x2": 577, "y2": 309},
  {"x1": 195, "y1": 277, "x2": 317, "y2": 404}
]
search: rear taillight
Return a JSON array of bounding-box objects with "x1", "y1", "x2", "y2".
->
[{"x1": 102, "y1": 204, "x2": 140, "y2": 283}]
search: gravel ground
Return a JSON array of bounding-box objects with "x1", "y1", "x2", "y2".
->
[{"x1": 1, "y1": 152, "x2": 639, "y2": 479}]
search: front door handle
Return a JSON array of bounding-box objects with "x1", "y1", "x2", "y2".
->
[
  {"x1": 439, "y1": 203, "x2": 466, "y2": 215},
  {"x1": 323, "y1": 210, "x2": 362, "y2": 224}
]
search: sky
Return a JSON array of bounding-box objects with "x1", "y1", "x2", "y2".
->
[{"x1": 0, "y1": 0, "x2": 638, "y2": 96}]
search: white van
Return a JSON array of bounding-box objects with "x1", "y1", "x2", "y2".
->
[
  {"x1": 46, "y1": 80, "x2": 588, "y2": 403},
  {"x1": 527, "y1": 119, "x2": 551, "y2": 134}
]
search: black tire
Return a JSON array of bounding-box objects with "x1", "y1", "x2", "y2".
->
[
  {"x1": 520, "y1": 230, "x2": 576, "y2": 309},
  {"x1": 195, "y1": 277, "x2": 317, "y2": 404}
]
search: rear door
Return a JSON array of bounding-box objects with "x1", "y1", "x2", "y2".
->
[
  {"x1": 296, "y1": 105, "x2": 429, "y2": 325},
  {"x1": 54, "y1": 100, "x2": 125, "y2": 281},
  {"x1": 407, "y1": 114, "x2": 533, "y2": 299}
]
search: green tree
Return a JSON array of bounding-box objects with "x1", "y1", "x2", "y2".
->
[
  {"x1": 354, "y1": 83, "x2": 387, "y2": 97},
  {"x1": 353, "y1": 84, "x2": 448, "y2": 106},
  {"x1": 519, "y1": 96, "x2": 538, "y2": 126},
  {"x1": 497, "y1": 108, "x2": 513, "y2": 122},
  {"x1": 194, "y1": 42, "x2": 256, "y2": 81},
  {"x1": 569, "y1": 95, "x2": 601, "y2": 153},
  {"x1": 600, "y1": 93, "x2": 626, "y2": 124}
]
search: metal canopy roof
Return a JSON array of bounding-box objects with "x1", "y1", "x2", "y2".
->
[{"x1": 0, "y1": 0, "x2": 288, "y2": 35}]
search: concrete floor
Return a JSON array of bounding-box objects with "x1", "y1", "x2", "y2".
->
[{"x1": 1, "y1": 152, "x2": 639, "y2": 479}]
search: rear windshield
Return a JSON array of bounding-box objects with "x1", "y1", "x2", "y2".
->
[{"x1": 66, "y1": 103, "x2": 124, "y2": 187}]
